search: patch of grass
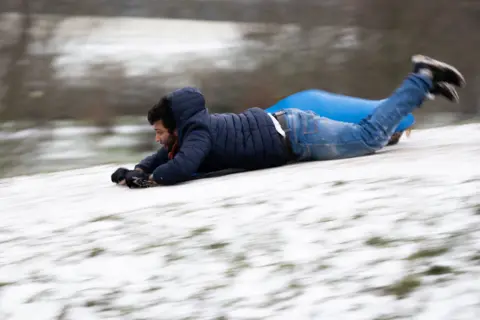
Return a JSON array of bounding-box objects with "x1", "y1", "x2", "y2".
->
[
  {"x1": 288, "y1": 280, "x2": 303, "y2": 290},
  {"x1": 99, "y1": 306, "x2": 116, "y2": 312},
  {"x1": 119, "y1": 306, "x2": 136, "y2": 316},
  {"x1": 0, "y1": 282, "x2": 13, "y2": 288},
  {"x1": 474, "y1": 204, "x2": 480, "y2": 215},
  {"x1": 277, "y1": 263, "x2": 296, "y2": 272},
  {"x1": 221, "y1": 202, "x2": 238, "y2": 208},
  {"x1": 471, "y1": 253, "x2": 480, "y2": 261},
  {"x1": 29, "y1": 271, "x2": 56, "y2": 283},
  {"x1": 232, "y1": 253, "x2": 249, "y2": 267},
  {"x1": 85, "y1": 300, "x2": 108, "y2": 307},
  {"x1": 226, "y1": 253, "x2": 250, "y2": 278},
  {"x1": 319, "y1": 217, "x2": 334, "y2": 223},
  {"x1": 332, "y1": 180, "x2": 347, "y2": 187},
  {"x1": 89, "y1": 215, "x2": 122, "y2": 223},
  {"x1": 166, "y1": 252, "x2": 183, "y2": 262},
  {"x1": 205, "y1": 284, "x2": 228, "y2": 292},
  {"x1": 408, "y1": 247, "x2": 449, "y2": 260},
  {"x1": 189, "y1": 226, "x2": 212, "y2": 237},
  {"x1": 88, "y1": 247, "x2": 105, "y2": 257},
  {"x1": 384, "y1": 275, "x2": 421, "y2": 299},
  {"x1": 134, "y1": 242, "x2": 163, "y2": 253},
  {"x1": 315, "y1": 264, "x2": 330, "y2": 271},
  {"x1": 225, "y1": 268, "x2": 237, "y2": 278},
  {"x1": 143, "y1": 286, "x2": 161, "y2": 293},
  {"x1": 424, "y1": 265, "x2": 454, "y2": 276},
  {"x1": 206, "y1": 242, "x2": 229, "y2": 250},
  {"x1": 366, "y1": 236, "x2": 393, "y2": 247},
  {"x1": 353, "y1": 213, "x2": 364, "y2": 220}
]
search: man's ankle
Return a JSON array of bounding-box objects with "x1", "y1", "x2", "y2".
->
[{"x1": 418, "y1": 68, "x2": 433, "y2": 79}]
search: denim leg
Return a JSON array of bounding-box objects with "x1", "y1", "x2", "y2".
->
[
  {"x1": 284, "y1": 73, "x2": 433, "y2": 161},
  {"x1": 356, "y1": 73, "x2": 432, "y2": 150}
]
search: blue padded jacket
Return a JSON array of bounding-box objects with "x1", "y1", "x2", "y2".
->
[{"x1": 135, "y1": 87, "x2": 292, "y2": 185}]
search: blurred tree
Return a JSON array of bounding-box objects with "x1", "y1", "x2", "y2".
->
[
  {"x1": 186, "y1": 0, "x2": 479, "y2": 117},
  {"x1": 0, "y1": 0, "x2": 478, "y2": 121},
  {"x1": 0, "y1": 0, "x2": 33, "y2": 120},
  {"x1": 347, "y1": 0, "x2": 479, "y2": 114}
]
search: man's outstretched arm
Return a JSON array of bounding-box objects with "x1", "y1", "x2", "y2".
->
[
  {"x1": 134, "y1": 148, "x2": 169, "y2": 174},
  {"x1": 149, "y1": 128, "x2": 211, "y2": 185}
]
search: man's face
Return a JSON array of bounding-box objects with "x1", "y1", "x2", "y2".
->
[{"x1": 153, "y1": 120, "x2": 177, "y2": 151}]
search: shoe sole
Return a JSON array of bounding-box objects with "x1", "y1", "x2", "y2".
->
[
  {"x1": 438, "y1": 82, "x2": 460, "y2": 103},
  {"x1": 412, "y1": 54, "x2": 466, "y2": 88},
  {"x1": 427, "y1": 83, "x2": 460, "y2": 103}
]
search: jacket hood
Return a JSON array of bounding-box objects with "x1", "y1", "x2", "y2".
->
[{"x1": 166, "y1": 87, "x2": 206, "y2": 127}]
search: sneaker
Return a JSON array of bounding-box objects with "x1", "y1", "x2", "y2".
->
[
  {"x1": 387, "y1": 131, "x2": 403, "y2": 146},
  {"x1": 412, "y1": 54, "x2": 466, "y2": 88},
  {"x1": 426, "y1": 82, "x2": 460, "y2": 103},
  {"x1": 387, "y1": 127, "x2": 413, "y2": 146}
]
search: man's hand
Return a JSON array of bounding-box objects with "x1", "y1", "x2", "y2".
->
[
  {"x1": 124, "y1": 171, "x2": 157, "y2": 188},
  {"x1": 111, "y1": 167, "x2": 131, "y2": 184}
]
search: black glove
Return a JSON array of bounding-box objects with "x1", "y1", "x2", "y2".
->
[
  {"x1": 124, "y1": 170, "x2": 156, "y2": 188},
  {"x1": 111, "y1": 167, "x2": 131, "y2": 184}
]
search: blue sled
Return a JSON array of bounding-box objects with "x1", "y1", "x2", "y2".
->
[{"x1": 265, "y1": 89, "x2": 415, "y2": 133}]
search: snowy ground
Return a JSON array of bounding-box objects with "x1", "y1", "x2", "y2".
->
[{"x1": 1, "y1": 124, "x2": 479, "y2": 320}]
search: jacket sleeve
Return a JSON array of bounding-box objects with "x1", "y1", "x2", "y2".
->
[
  {"x1": 151, "y1": 127, "x2": 211, "y2": 185},
  {"x1": 134, "y1": 148, "x2": 169, "y2": 174}
]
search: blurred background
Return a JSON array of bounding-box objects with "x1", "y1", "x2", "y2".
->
[{"x1": 0, "y1": 0, "x2": 479, "y2": 178}]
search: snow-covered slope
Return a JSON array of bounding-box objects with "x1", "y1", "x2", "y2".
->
[{"x1": 1, "y1": 124, "x2": 479, "y2": 320}]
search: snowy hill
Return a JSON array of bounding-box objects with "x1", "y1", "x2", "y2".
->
[{"x1": 1, "y1": 124, "x2": 479, "y2": 320}]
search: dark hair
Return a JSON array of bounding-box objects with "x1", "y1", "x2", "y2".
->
[{"x1": 147, "y1": 96, "x2": 176, "y2": 133}]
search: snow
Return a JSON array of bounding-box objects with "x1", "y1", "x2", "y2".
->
[{"x1": 1, "y1": 123, "x2": 479, "y2": 320}]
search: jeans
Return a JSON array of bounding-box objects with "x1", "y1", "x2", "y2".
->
[{"x1": 282, "y1": 73, "x2": 433, "y2": 161}]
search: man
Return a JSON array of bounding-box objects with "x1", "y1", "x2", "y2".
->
[{"x1": 111, "y1": 55, "x2": 465, "y2": 188}]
